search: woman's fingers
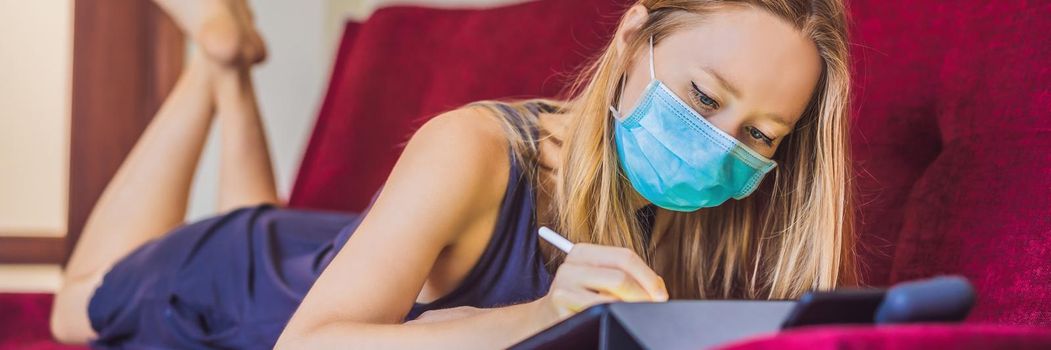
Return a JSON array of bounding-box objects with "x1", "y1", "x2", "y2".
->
[
  {"x1": 540, "y1": 243, "x2": 671, "y2": 321},
  {"x1": 580, "y1": 265, "x2": 652, "y2": 302},
  {"x1": 548, "y1": 285, "x2": 618, "y2": 317},
  {"x1": 566, "y1": 244, "x2": 669, "y2": 301},
  {"x1": 557, "y1": 263, "x2": 652, "y2": 302}
]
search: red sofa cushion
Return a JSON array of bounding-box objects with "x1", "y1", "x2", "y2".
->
[
  {"x1": 846, "y1": 2, "x2": 1051, "y2": 321},
  {"x1": 845, "y1": 0, "x2": 949, "y2": 286},
  {"x1": 0, "y1": 293, "x2": 82, "y2": 350},
  {"x1": 718, "y1": 324, "x2": 1051, "y2": 350},
  {"x1": 879, "y1": 0, "x2": 1051, "y2": 326}
]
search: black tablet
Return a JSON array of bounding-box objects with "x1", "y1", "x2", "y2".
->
[
  {"x1": 511, "y1": 300, "x2": 797, "y2": 350},
  {"x1": 513, "y1": 278, "x2": 972, "y2": 349},
  {"x1": 779, "y1": 289, "x2": 886, "y2": 329}
]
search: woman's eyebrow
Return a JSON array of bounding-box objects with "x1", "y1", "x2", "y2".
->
[
  {"x1": 703, "y1": 66, "x2": 741, "y2": 98},
  {"x1": 763, "y1": 112, "x2": 793, "y2": 128},
  {"x1": 702, "y1": 66, "x2": 793, "y2": 128}
]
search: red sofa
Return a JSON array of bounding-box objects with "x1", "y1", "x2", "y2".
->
[
  {"x1": 3, "y1": 0, "x2": 1048, "y2": 348},
  {"x1": 291, "y1": 0, "x2": 1051, "y2": 348}
]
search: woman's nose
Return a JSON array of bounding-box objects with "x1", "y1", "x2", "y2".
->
[{"x1": 702, "y1": 111, "x2": 745, "y2": 140}]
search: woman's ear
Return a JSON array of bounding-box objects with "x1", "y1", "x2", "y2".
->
[{"x1": 614, "y1": 5, "x2": 649, "y2": 57}]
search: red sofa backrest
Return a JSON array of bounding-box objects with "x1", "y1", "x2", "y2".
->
[
  {"x1": 289, "y1": 0, "x2": 1051, "y2": 327},
  {"x1": 846, "y1": 0, "x2": 1051, "y2": 326},
  {"x1": 856, "y1": 1, "x2": 1051, "y2": 326},
  {"x1": 290, "y1": 0, "x2": 630, "y2": 211}
]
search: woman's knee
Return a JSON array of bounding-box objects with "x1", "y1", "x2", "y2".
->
[{"x1": 49, "y1": 275, "x2": 100, "y2": 344}]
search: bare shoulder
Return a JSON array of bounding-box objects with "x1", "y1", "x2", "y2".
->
[
  {"x1": 281, "y1": 105, "x2": 516, "y2": 334},
  {"x1": 409, "y1": 104, "x2": 509, "y2": 164},
  {"x1": 387, "y1": 104, "x2": 512, "y2": 229}
]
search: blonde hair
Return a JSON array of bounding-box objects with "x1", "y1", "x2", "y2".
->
[{"x1": 475, "y1": 0, "x2": 856, "y2": 300}]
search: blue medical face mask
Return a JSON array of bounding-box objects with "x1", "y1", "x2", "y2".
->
[{"x1": 610, "y1": 37, "x2": 777, "y2": 212}]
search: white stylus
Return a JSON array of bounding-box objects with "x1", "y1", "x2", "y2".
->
[{"x1": 538, "y1": 226, "x2": 574, "y2": 253}]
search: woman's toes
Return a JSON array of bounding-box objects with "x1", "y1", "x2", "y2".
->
[
  {"x1": 229, "y1": 0, "x2": 268, "y2": 64},
  {"x1": 198, "y1": 16, "x2": 243, "y2": 64},
  {"x1": 152, "y1": 0, "x2": 245, "y2": 65},
  {"x1": 244, "y1": 31, "x2": 268, "y2": 64}
]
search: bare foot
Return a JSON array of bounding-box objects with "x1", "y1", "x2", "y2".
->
[
  {"x1": 152, "y1": 0, "x2": 266, "y2": 65},
  {"x1": 231, "y1": 0, "x2": 267, "y2": 64}
]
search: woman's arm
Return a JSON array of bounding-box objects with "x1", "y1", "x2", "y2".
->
[
  {"x1": 277, "y1": 105, "x2": 669, "y2": 348},
  {"x1": 277, "y1": 106, "x2": 528, "y2": 347}
]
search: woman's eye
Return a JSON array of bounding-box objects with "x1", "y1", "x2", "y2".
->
[
  {"x1": 690, "y1": 82, "x2": 718, "y2": 109},
  {"x1": 746, "y1": 126, "x2": 774, "y2": 147}
]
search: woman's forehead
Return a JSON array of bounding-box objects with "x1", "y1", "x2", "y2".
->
[{"x1": 655, "y1": 7, "x2": 822, "y2": 125}]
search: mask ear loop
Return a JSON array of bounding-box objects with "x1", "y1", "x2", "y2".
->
[
  {"x1": 648, "y1": 35, "x2": 656, "y2": 80},
  {"x1": 611, "y1": 36, "x2": 657, "y2": 119},
  {"x1": 610, "y1": 74, "x2": 627, "y2": 119}
]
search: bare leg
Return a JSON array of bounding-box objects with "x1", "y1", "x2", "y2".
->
[
  {"x1": 51, "y1": 52, "x2": 218, "y2": 344},
  {"x1": 50, "y1": 0, "x2": 276, "y2": 343},
  {"x1": 214, "y1": 65, "x2": 280, "y2": 211}
]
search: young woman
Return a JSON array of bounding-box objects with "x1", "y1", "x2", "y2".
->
[{"x1": 50, "y1": 0, "x2": 856, "y2": 348}]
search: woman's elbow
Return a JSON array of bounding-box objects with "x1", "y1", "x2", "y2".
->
[
  {"x1": 277, "y1": 316, "x2": 385, "y2": 349},
  {"x1": 276, "y1": 314, "x2": 322, "y2": 349},
  {"x1": 274, "y1": 328, "x2": 304, "y2": 349}
]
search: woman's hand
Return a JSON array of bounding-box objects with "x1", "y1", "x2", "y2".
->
[{"x1": 534, "y1": 243, "x2": 669, "y2": 322}]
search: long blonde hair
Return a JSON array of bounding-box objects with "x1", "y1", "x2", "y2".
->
[{"x1": 475, "y1": 0, "x2": 856, "y2": 300}]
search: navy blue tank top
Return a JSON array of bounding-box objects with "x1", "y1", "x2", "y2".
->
[{"x1": 327, "y1": 100, "x2": 558, "y2": 320}]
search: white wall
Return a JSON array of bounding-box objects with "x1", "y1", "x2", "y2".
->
[{"x1": 0, "y1": 0, "x2": 72, "y2": 236}]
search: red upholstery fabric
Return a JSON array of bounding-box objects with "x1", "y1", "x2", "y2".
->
[
  {"x1": 877, "y1": 0, "x2": 1051, "y2": 327},
  {"x1": 846, "y1": 0, "x2": 1051, "y2": 325},
  {"x1": 0, "y1": 294, "x2": 81, "y2": 350},
  {"x1": 286, "y1": 0, "x2": 1051, "y2": 347},
  {"x1": 847, "y1": 1, "x2": 1051, "y2": 305},
  {"x1": 4, "y1": 0, "x2": 1048, "y2": 348},
  {"x1": 718, "y1": 324, "x2": 1051, "y2": 350},
  {"x1": 289, "y1": 0, "x2": 632, "y2": 212},
  {"x1": 845, "y1": 0, "x2": 948, "y2": 286}
]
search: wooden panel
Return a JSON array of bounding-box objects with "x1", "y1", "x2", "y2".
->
[
  {"x1": 0, "y1": 236, "x2": 66, "y2": 264},
  {"x1": 61, "y1": 0, "x2": 184, "y2": 265},
  {"x1": 0, "y1": 1, "x2": 182, "y2": 265}
]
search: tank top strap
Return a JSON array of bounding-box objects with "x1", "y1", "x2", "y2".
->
[
  {"x1": 405, "y1": 101, "x2": 557, "y2": 320},
  {"x1": 488, "y1": 101, "x2": 544, "y2": 140},
  {"x1": 488, "y1": 100, "x2": 563, "y2": 169},
  {"x1": 488, "y1": 100, "x2": 658, "y2": 246}
]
